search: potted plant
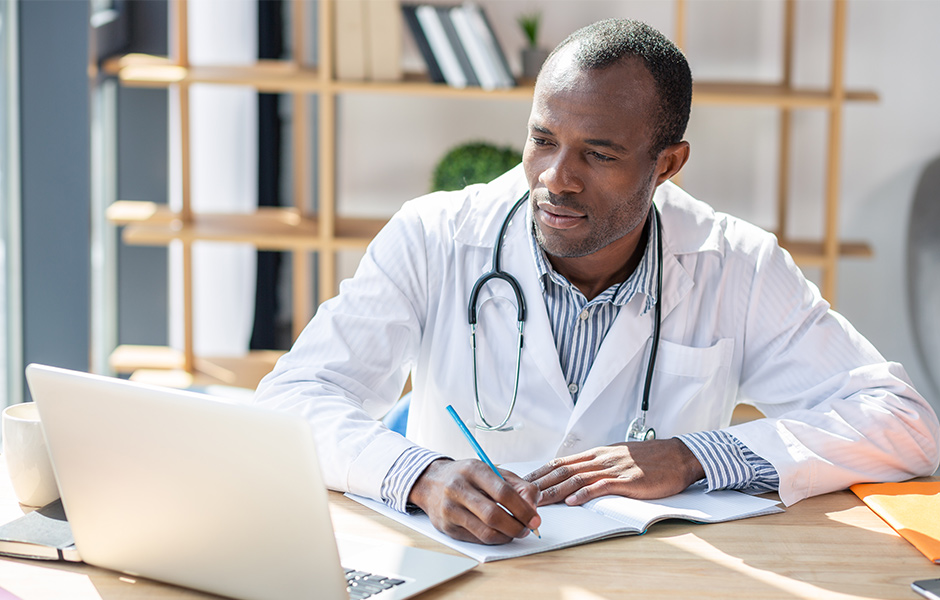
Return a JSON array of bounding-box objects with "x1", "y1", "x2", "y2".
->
[
  {"x1": 518, "y1": 11, "x2": 548, "y2": 80},
  {"x1": 431, "y1": 141, "x2": 522, "y2": 192}
]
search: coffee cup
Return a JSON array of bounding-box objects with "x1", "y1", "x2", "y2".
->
[{"x1": 2, "y1": 402, "x2": 60, "y2": 508}]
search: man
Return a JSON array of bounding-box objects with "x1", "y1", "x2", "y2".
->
[{"x1": 254, "y1": 20, "x2": 939, "y2": 545}]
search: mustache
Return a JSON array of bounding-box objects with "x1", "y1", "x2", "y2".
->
[{"x1": 531, "y1": 189, "x2": 585, "y2": 212}]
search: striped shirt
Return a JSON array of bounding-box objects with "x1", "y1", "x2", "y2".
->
[{"x1": 379, "y1": 209, "x2": 779, "y2": 512}]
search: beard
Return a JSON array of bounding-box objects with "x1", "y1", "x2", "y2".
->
[{"x1": 531, "y1": 169, "x2": 656, "y2": 259}]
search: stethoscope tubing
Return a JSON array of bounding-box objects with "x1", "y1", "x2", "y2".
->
[{"x1": 467, "y1": 191, "x2": 662, "y2": 437}]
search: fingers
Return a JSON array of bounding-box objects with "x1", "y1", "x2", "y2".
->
[
  {"x1": 524, "y1": 441, "x2": 703, "y2": 506},
  {"x1": 410, "y1": 459, "x2": 541, "y2": 545},
  {"x1": 525, "y1": 452, "x2": 611, "y2": 506}
]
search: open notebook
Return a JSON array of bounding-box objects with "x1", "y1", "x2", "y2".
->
[{"x1": 349, "y1": 460, "x2": 783, "y2": 562}]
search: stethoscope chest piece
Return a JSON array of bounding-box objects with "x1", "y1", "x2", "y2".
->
[{"x1": 626, "y1": 415, "x2": 656, "y2": 443}]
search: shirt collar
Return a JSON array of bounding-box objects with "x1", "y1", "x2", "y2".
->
[{"x1": 528, "y1": 209, "x2": 660, "y2": 314}]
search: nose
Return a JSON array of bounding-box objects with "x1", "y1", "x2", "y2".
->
[{"x1": 538, "y1": 150, "x2": 584, "y2": 195}]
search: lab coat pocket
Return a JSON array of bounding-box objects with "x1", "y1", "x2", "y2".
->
[{"x1": 650, "y1": 338, "x2": 734, "y2": 434}]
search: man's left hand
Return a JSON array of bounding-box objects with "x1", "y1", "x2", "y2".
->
[{"x1": 524, "y1": 438, "x2": 706, "y2": 506}]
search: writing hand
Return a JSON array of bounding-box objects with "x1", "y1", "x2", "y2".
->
[
  {"x1": 524, "y1": 439, "x2": 705, "y2": 506},
  {"x1": 408, "y1": 458, "x2": 541, "y2": 545}
]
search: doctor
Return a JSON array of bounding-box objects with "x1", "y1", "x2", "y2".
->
[{"x1": 254, "y1": 19, "x2": 940, "y2": 545}]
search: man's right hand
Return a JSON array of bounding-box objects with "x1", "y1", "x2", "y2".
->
[{"x1": 407, "y1": 458, "x2": 541, "y2": 545}]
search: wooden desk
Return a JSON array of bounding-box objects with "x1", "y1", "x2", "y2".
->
[{"x1": 1, "y1": 463, "x2": 936, "y2": 599}]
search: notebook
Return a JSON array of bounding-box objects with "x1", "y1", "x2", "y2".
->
[
  {"x1": 23, "y1": 363, "x2": 477, "y2": 600},
  {"x1": 350, "y1": 460, "x2": 783, "y2": 563}
]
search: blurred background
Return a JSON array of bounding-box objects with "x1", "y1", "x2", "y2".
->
[{"x1": 1, "y1": 0, "x2": 938, "y2": 420}]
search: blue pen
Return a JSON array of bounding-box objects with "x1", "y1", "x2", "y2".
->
[{"x1": 445, "y1": 404, "x2": 540, "y2": 538}]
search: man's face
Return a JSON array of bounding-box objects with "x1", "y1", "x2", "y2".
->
[{"x1": 522, "y1": 50, "x2": 661, "y2": 260}]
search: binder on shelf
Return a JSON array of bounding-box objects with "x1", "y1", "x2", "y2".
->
[
  {"x1": 365, "y1": 0, "x2": 404, "y2": 81},
  {"x1": 334, "y1": 0, "x2": 369, "y2": 80},
  {"x1": 435, "y1": 6, "x2": 479, "y2": 87},
  {"x1": 450, "y1": 5, "x2": 500, "y2": 90},
  {"x1": 414, "y1": 4, "x2": 467, "y2": 87},
  {"x1": 402, "y1": 4, "x2": 445, "y2": 83},
  {"x1": 460, "y1": 2, "x2": 515, "y2": 88}
]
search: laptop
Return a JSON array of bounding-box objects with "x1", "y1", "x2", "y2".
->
[{"x1": 24, "y1": 363, "x2": 477, "y2": 600}]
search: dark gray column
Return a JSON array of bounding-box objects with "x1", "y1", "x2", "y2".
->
[{"x1": 19, "y1": 0, "x2": 91, "y2": 385}]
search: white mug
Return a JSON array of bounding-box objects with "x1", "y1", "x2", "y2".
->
[{"x1": 2, "y1": 402, "x2": 60, "y2": 507}]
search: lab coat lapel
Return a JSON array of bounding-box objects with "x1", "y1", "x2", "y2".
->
[{"x1": 571, "y1": 239, "x2": 693, "y2": 422}]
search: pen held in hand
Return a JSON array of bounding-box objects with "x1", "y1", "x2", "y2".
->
[{"x1": 445, "y1": 404, "x2": 541, "y2": 538}]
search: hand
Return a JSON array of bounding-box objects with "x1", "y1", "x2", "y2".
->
[
  {"x1": 408, "y1": 458, "x2": 541, "y2": 545},
  {"x1": 524, "y1": 438, "x2": 706, "y2": 506}
]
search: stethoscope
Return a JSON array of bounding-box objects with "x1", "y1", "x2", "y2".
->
[{"x1": 468, "y1": 191, "x2": 663, "y2": 443}]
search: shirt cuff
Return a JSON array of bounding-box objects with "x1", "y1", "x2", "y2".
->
[
  {"x1": 677, "y1": 430, "x2": 780, "y2": 494},
  {"x1": 379, "y1": 446, "x2": 449, "y2": 513}
]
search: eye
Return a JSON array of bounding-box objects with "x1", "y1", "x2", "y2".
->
[
  {"x1": 589, "y1": 151, "x2": 615, "y2": 162},
  {"x1": 529, "y1": 136, "x2": 552, "y2": 147}
]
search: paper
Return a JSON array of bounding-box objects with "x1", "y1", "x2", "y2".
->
[
  {"x1": 347, "y1": 462, "x2": 782, "y2": 562},
  {"x1": 851, "y1": 481, "x2": 940, "y2": 563}
]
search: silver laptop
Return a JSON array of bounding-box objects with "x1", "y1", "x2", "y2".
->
[{"x1": 25, "y1": 363, "x2": 477, "y2": 600}]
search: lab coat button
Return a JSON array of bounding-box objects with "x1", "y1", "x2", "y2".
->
[{"x1": 564, "y1": 435, "x2": 578, "y2": 447}]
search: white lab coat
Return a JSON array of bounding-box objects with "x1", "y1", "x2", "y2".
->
[{"x1": 254, "y1": 166, "x2": 940, "y2": 506}]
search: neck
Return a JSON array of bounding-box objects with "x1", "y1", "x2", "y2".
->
[{"x1": 547, "y1": 218, "x2": 650, "y2": 301}]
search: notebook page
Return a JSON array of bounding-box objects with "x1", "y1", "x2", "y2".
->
[
  {"x1": 346, "y1": 494, "x2": 636, "y2": 563},
  {"x1": 584, "y1": 487, "x2": 783, "y2": 532},
  {"x1": 502, "y1": 461, "x2": 782, "y2": 529}
]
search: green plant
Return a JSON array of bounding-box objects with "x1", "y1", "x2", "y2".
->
[
  {"x1": 431, "y1": 142, "x2": 522, "y2": 192},
  {"x1": 517, "y1": 11, "x2": 541, "y2": 48}
]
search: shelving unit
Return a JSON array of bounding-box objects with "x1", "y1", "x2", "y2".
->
[{"x1": 97, "y1": 0, "x2": 875, "y2": 389}]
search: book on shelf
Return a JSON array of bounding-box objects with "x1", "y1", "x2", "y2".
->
[
  {"x1": 403, "y1": 2, "x2": 514, "y2": 89},
  {"x1": 459, "y1": 3, "x2": 515, "y2": 88},
  {"x1": 366, "y1": 0, "x2": 404, "y2": 81},
  {"x1": 402, "y1": 4, "x2": 445, "y2": 84},
  {"x1": 450, "y1": 4, "x2": 500, "y2": 90},
  {"x1": 335, "y1": 0, "x2": 405, "y2": 81},
  {"x1": 435, "y1": 6, "x2": 479, "y2": 87},
  {"x1": 347, "y1": 461, "x2": 783, "y2": 563},
  {"x1": 0, "y1": 498, "x2": 81, "y2": 562},
  {"x1": 414, "y1": 4, "x2": 468, "y2": 87},
  {"x1": 334, "y1": 0, "x2": 369, "y2": 80}
]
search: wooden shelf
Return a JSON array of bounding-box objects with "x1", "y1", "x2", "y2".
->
[
  {"x1": 104, "y1": 54, "x2": 878, "y2": 107},
  {"x1": 96, "y1": 0, "x2": 872, "y2": 381},
  {"x1": 693, "y1": 81, "x2": 878, "y2": 108},
  {"x1": 109, "y1": 201, "x2": 872, "y2": 265},
  {"x1": 108, "y1": 201, "x2": 385, "y2": 250},
  {"x1": 111, "y1": 344, "x2": 283, "y2": 390},
  {"x1": 780, "y1": 238, "x2": 873, "y2": 266},
  {"x1": 103, "y1": 54, "x2": 323, "y2": 92}
]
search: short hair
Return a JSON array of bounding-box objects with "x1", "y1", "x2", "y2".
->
[{"x1": 547, "y1": 19, "x2": 692, "y2": 157}]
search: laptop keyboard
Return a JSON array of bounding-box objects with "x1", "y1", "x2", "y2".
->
[{"x1": 345, "y1": 568, "x2": 406, "y2": 599}]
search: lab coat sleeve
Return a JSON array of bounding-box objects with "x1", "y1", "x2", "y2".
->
[
  {"x1": 723, "y1": 226, "x2": 940, "y2": 505},
  {"x1": 252, "y1": 200, "x2": 434, "y2": 501}
]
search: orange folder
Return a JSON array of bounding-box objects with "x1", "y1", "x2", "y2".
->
[{"x1": 851, "y1": 481, "x2": 940, "y2": 564}]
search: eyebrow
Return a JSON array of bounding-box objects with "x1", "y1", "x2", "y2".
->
[{"x1": 529, "y1": 123, "x2": 629, "y2": 155}]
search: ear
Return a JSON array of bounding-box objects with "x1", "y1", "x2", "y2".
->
[{"x1": 653, "y1": 141, "x2": 690, "y2": 186}]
